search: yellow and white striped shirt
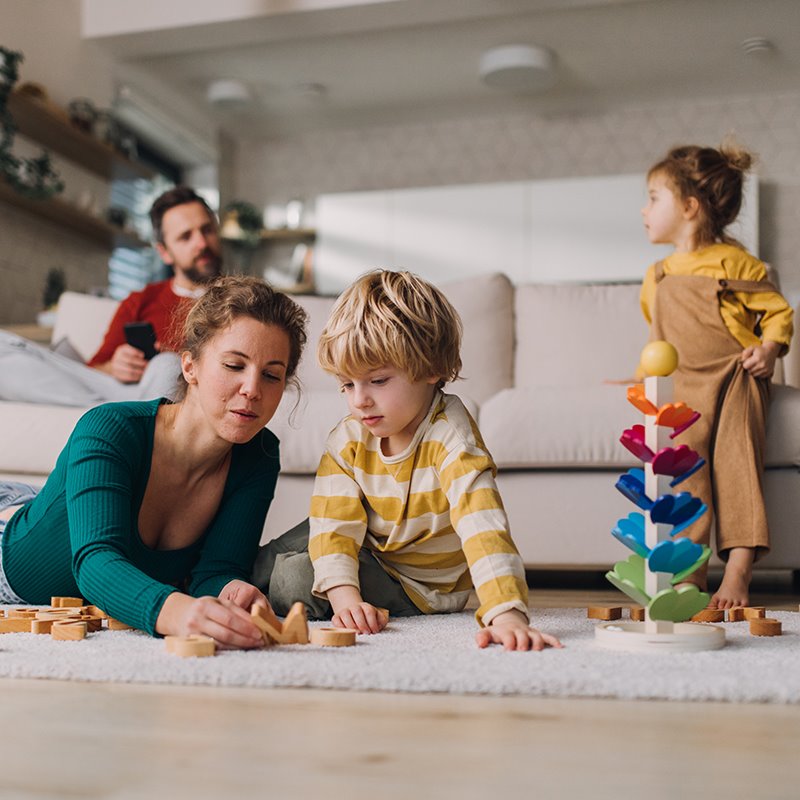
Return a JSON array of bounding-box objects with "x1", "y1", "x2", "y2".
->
[{"x1": 309, "y1": 392, "x2": 528, "y2": 626}]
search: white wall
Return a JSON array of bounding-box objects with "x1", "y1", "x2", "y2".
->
[
  {"x1": 235, "y1": 89, "x2": 800, "y2": 306},
  {"x1": 314, "y1": 174, "x2": 758, "y2": 294}
]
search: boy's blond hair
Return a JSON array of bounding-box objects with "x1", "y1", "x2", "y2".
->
[{"x1": 318, "y1": 270, "x2": 462, "y2": 384}]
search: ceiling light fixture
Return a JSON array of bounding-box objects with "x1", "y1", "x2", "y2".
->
[
  {"x1": 740, "y1": 37, "x2": 774, "y2": 57},
  {"x1": 479, "y1": 44, "x2": 557, "y2": 92},
  {"x1": 206, "y1": 79, "x2": 252, "y2": 107}
]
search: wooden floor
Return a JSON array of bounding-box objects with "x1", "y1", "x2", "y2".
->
[{"x1": 2, "y1": 572, "x2": 798, "y2": 800}]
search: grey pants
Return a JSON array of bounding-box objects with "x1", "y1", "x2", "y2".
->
[
  {"x1": 0, "y1": 330, "x2": 181, "y2": 406},
  {"x1": 252, "y1": 519, "x2": 422, "y2": 619},
  {"x1": 0, "y1": 481, "x2": 39, "y2": 604}
]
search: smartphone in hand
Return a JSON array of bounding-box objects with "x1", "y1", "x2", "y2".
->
[{"x1": 123, "y1": 322, "x2": 157, "y2": 360}]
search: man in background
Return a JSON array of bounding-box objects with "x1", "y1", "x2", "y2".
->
[{"x1": 0, "y1": 186, "x2": 222, "y2": 406}]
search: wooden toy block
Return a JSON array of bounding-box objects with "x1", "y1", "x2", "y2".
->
[
  {"x1": 691, "y1": 608, "x2": 724, "y2": 623},
  {"x1": 85, "y1": 605, "x2": 109, "y2": 619},
  {"x1": 280, "y1": 602, "x2": 309, "y2": 644},
  {"x1": 251, "y1": 604, "x2": 283, "y2": 644},
  {"x1": 51, "y1": 621, "x2": 88, "y2": 641},
  {"x1": 629, "y1": 606, "x2": 645, "y2": 622},
  {"x1": 7, "y1": 608, "x2": 39, "y2": 618},
  {"x1": 250, "y1": 602, "x2": 309, "y2": 645},
  {"x1": 107, "y1": 617, "x2": 133, "y2": 630},
  {"x1": 31, "y1": 619, "x2": 56, "y2": 634},
  {"x1": 588, "y1": 606, "x2": 622, "y2": 621},
  {"x1": 309, "y1": 627, "x2": 357, "y2": 647},
  {"x1": 0, "y1": 617, "x2": 36, "y2": 633},
  {"x1": 743, "y1": 607, "x2": 766, "y2": 620},
  {"x1": 165, "y1": 635, "x2": 215, "y2": 658},
  {"x1": 726, "y1": 607, "x2": 746, "y2": 622},
  {"x1": 36, "y1": 608, "x2": 80, "y2": 617},
  {"x1": 750, "y1": 618, "x2": 782, "y2": 637},
  {"x1": 51, "y1": 596, "x2": 84, "y2": 608},
  {"x1": 75, "y1": 614, "x2": 103, "y2": 632}
]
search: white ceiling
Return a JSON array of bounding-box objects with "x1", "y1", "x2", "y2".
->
[{"x1": 87, "y1": 0, "x2": 800, "y2": 139}]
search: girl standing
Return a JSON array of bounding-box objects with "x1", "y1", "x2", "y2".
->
[{"x1": 640, "y1": 142, "x2": 793, "y2": 608}]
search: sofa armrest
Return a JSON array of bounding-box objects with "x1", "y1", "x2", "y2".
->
[{"x1": 51, "y1": 291, "x2": 119, "y2": 362}]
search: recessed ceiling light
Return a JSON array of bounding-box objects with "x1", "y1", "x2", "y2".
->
[
  {"x1": 207, "y1": 79, "x2": 252, "y2": 107},
  {"x1": 479, "y1": 44, "x2": 557, "y2": 92}
]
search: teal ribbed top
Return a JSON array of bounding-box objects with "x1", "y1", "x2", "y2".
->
[{"x1": 2, "y1": 399, "x2": 280, "y2": 634}]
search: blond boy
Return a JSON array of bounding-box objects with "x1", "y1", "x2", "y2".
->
[{"x1": 255, "y1": 270, "x2": 561, "y2": 650}]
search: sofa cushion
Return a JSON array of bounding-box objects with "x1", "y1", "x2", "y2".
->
[
  {"x1": 479, "y1": 385, "x2": 637, "y2": 468},
  {"x1": 269, "y1": 388, "x2": 479, "y2": 475},
  {"x1": 480, "y1": 383, "x2": 800, "y2": 469},
  {"x1": 0, "y1": 403, "x2": 86, "y2": 474},
  {"x1": 289, "y1": 294, "x2": 338, "y2": 391},
  {"x1": 442, "y1": 272, "x2": 515, "y2": 405},
  {"x1": 515, "y1": 282, "x2": 647, "y2": 388}
]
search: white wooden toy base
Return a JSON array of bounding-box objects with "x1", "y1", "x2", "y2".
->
[{"x1": 595, "y1": 620, "x2": 725, "y2": 652}]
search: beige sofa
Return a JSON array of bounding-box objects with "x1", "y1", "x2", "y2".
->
[{"x1": 3, "y1": 274, "x2": 800, "y2": 572}]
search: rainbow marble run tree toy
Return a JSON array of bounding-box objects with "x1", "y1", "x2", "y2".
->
[{"x1": 595, "y1": 340, "x2": 725, "y2": 652}]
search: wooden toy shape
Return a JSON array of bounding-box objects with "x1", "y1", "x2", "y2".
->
[
  {"x1": 655, "y1": 402, "x2": 701, "y2": 437},
  {"x1": 85, "y1": 605, "x2": 109, "y2": 619},
  {"x1": 165, "y1": 635, "x2": 216, "y2": 657},
  {"x1": 281, "y1": 603, "x2": 310, "y2": 644},
  {"x1": 0, "y1": 617, "x2": 36, "y2": 633},
  {"x1": 627, "y1": 384, "x2": 658, "y2": 416},
  {"x1": 51, "y1": 596, "x2": 85, "y2": 608},
  {"x1": 615, "y1": 469, "x2": 653, "y2": 510},
  {"x1": 647, "y1": 585, "x2": 710, "y2": 622},
  {"x1": 629, "y1": 606, "x2": 645, "y2": 621},
  {"x1": 309, "y1": 628, "x2": 357, "y2": 647},
  {"x1": 107, "y1": 617, "x2": 133, "y2": 630},
  {"x1": 620, "y1": 425, "x2": 655, "y2": 462},
  {"x1": 31, "y1": 619, "x2": 56, "y2": 634},
  {"x1": 742, "y1": 607, "x2": 766, "y2": 620},
  {"x1": 726, "y1": 607, "x2": 745, "y2": 622},
  {"x1": 691, "y1": 608, "x2": 725, "y2": 623},
  {"x1": 7, "y1": 608, "x2": 39, "y2": 618},
  {"x1": 651, "y1": 445, "x2": 700, "y2": 478},
  {"x1": 251, "y1": 602, "x2": 309, "y2": 645},
  {"x1": 749, "y1": 618, "x2": 782, "y2": 637},
  {"x1": 587, "y1": 606, "x2": 622, "y2": 620},
  {"x1": 51, "y1": 621, "x2": 88, "y2": 641},
  {"x1": 648, "y1": 537, "x2": 703, "y2": 575}
]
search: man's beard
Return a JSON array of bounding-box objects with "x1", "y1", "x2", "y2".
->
[{"x1": 178, "y1": 249, "x2": 223, "y2": 284}]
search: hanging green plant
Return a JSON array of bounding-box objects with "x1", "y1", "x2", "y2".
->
[{"x1": 0, "y1": 45, "x2": 64, "y2": 200}]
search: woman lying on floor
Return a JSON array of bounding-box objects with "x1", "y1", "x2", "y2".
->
[{"x1": 0, "y1": 276, "x2": 307, "y2": 648}]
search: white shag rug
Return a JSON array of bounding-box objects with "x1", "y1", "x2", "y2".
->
[{"x1": 0, "y1": 607, "x2": 798, "y2": 703}]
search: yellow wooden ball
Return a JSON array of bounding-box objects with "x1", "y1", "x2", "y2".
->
[{"x1": 640, "y1": 341, "x2": 679, "y2": 377}]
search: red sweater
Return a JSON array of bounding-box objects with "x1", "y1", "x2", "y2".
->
[{"x1": 88, "y1": 280, "x2": 193, "y2": 367}]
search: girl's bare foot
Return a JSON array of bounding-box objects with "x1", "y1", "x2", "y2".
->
[{"x1": 709, "y1": 547, "x2": 754, "y2": 609}]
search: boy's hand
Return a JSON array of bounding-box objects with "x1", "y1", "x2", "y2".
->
[
  {"x1": 741, "y1": 341, "x2": 781, "y2": 379},
  {"x1": 327, "y1": 584, "x2": 387, "y2": 634},
  {"x1": 218, "y1": 579, "x2": 269, "y2": 612},
  {"x1": 475, "y1": 609, "x2": 563, "y2": 651}
]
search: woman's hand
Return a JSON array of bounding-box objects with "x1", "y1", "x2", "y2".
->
[
  {"x1": 475, "y1": 609, "x2": 563, "y2": 651},
  {"x1": 327, "y1": 585, "x2": 387, "y2": 634},
  {"x1": 156, "y1": 592, "x2": 265, "y2": 649}
]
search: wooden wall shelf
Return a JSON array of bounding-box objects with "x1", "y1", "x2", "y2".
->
[
  {"x1": 0, "y1": 180, "x2": 149, "y2": 249},
  {"x1": 7, "y1": 92, "x2": 155, "y2": 182},
  {"x1": 261, "y1": 228, "x2": 316, "y2": 241}
]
